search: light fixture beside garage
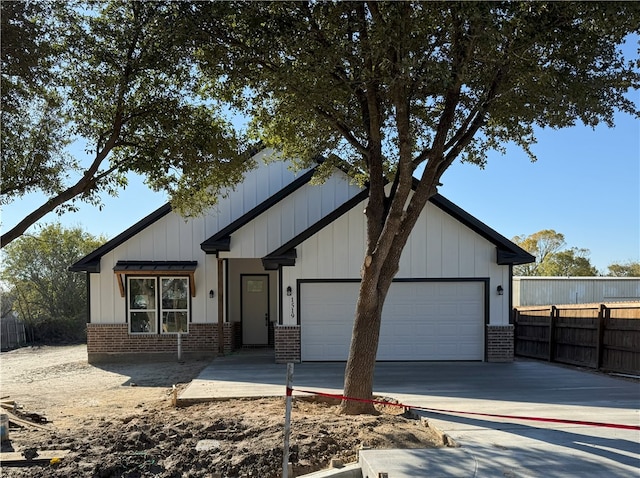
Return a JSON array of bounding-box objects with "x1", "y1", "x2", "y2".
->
[
  {"x1": 497, "y1": 285, "x2": 504, "y2": 296},
  {"x1": 286, "y1": 286, "x2": 292, "y2": 296},
  {"x1": 209, "y1": 289, "x2": 215, "y2": 298}
]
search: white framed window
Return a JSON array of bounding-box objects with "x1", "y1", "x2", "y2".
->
[
  {"x1": 128, "y1": 277, "x2": 158, "y2": 333},
  {"x1": 160, "y1": 277, "x2": 189, "y2": 334},
  {"x1": 127, "y1": 276, "x2": 190, "y2": 334}
]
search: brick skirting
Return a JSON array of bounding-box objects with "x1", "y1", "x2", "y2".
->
[
  {"x1": 274, "y1": 325, "x2": 301, "y2": 363},
  {"x1": 86, "y1": 322, "x2": 235, "y2": 363},
  {"x1": 486, "y1": 325, "x2": 514, "y2": 362}
]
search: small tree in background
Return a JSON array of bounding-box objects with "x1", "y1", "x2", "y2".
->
[
  {"x1": 607, "y1": 261, "x2": 640, "y2": 277},
  {"x1": 0, "y1": 224, "x2": 105, "y2": 343},
  {"x1": 513, "y1": 229, "x2": 598, "y2": 276},
  {"x1": 1, "y1": 286, "x2": 17, "y2": 319},
  {"x1": 513, "y1": 230, "x2": 567, "y2": 276},
  {"x1": 538, "y1": 248, "x2": 598, "y2": 277}
]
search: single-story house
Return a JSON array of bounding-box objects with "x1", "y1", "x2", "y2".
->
[{"x1": 71, "y1": 149, "x2": 534, "y2": 363}]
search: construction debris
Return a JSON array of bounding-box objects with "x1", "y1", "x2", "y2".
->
[
  {"x1": 1, "y1": 400, "x2": 49, "y2": 430},
  {"x1": 0, "y1": 399, "x2": 65, "y2": 468},
  {"x1": 4, "y1": 411, "x2": 50, "y2": 431},
  {"x1": 0, "y1": 449, "x2": 69, "y2": 467}
]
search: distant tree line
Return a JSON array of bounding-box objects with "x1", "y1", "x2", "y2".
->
[
  {"x1": 513, "y1": 229, "x2": 639, "y2": 277},
  {"x1": 0, "y1": 224, "x2": 105, "y2": 344}
]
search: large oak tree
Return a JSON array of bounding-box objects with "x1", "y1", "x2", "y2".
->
[
  {"x1": 1, "y1": 1, "x2": 249, "y2": 248},
  {"x1": 185, "y1": 1, "x2": 639, "y2": 413}
]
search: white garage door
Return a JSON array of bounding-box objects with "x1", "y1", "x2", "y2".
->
[{"x1": 300, "y1": 281, "x2": 484, "y2": 361}]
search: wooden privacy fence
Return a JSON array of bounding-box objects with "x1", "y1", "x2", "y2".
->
[
  {"x1": 514, "y1": 302, "x2": 640, "y2": 375},
  {"x1": 1, "y1": 317, "x2": 26, "y2": 351}
]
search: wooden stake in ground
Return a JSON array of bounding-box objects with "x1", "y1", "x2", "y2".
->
[{"x1": 283, "y1": 363, "x2": 294, "y2": 478}]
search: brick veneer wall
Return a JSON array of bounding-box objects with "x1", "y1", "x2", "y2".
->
[
  {"x1": 486, "y1": 325, "x2": 514, "y2": 362},
  {"x1": 87, "y1": 322, "x2": 234, "y2": 363},
  {"x1": 274, "y1": 325, "x2": 301, "y2": 363},
  {"x1": 218, "y1": 322, "x2": 235, "y2": 354}
]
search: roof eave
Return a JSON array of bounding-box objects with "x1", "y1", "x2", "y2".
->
[
  {"x1": 200, "y1": 237, "x2": 231, "y2": 254},
  {"x1": 497, "y1": 249, "x2": 536, "y2": 266},
  {"x1": 69, "y1": 260, "x2": 101, "y2": 273},
  {"x1": 262, "y1": 249, "x2": 297, "y2": 270}
]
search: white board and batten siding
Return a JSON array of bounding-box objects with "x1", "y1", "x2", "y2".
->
[
  {"x1": 89, "y1": 155, "x2": 307, "y2": 326},
  {"x1": 285, "y1": 199, "x2": 507, "y2": 283},
  {"x1": 90, "y1": 211, "x2": 216, "y2": 327},
  {"x1": 221, "y1": 169, "x2": 363, "y2": 259},
  {"x1": 282, "y1": 196, "x2": 511, "y2": 361},
  {"x1": 513, "y1": 277, "x2": 640, "y2": 306},
  {"x1": 202, "y1": 150, "x2": 306, "y2": 239}
]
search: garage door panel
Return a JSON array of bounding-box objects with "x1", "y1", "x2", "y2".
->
[
  {"x1": 438, "y1": 302, "x2": 461, "y2": 314},
  {"x1": 385, "y1": 303, "x2": 414, "y2": 316},
  {"x1": 460, "y1": 302, "x2": 480, "y2": 314},
  {"x1": 306, "y1": 343, "x2": 349, "y2": 360},
  {"x1": 301, "y1": 281, "x2": 484, "y2": 361},
  {"x1": 435, "y1": 325, "x2": 457, "y2": 336},
  {"x1": 438, "y1": 344, "x2": 462, "y2": 359},
  {"x1": 412, "y1": 323, "x2": 433, "y2": 336}
]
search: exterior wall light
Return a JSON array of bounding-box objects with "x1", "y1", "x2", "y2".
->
[
  {"x1": 497, "y1": 285, "x2": 504, "y2": 296},
  {"x1": 286, "y1": 286, "x2": 292, "y2": 296},
  {"x1": 209, "y1": 289, "x2": 215, "y2": 298}
]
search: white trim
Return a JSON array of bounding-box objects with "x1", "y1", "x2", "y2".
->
[{"x1": 126, "y1": 275, "x2": 191, "y2": 334}]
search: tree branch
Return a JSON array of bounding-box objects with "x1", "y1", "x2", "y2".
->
[
  {"x1": 1, "y1": 16, "x2": 141, "y2": 248},
  {"x1": 354, "y1": 2, "x2": 386, "y2": 254},
  {"x1": 312, "y1": 106, "x2": 368, "y2": 155}
]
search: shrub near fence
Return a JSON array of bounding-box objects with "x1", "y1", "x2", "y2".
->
[{"x1": 514, "y1": 302, "x2": 640, "y2": 375}]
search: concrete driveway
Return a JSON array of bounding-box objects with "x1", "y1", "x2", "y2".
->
[{"x1": 179, "y1": 352, "x2": 640, "y2": 477}]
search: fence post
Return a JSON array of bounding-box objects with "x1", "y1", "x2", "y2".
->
[
  {"x1": 595, "y1": 304, "x2": 609, "y2": 370},
  {"x1": 548, "y1": 306, "x2": 557, "y2": 363},
  {"x1": 11, "y1": 320, "x2": 17, "y2": 348}
]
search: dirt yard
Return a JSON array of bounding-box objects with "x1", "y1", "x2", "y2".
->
[{"x1": 0, "y1": 345, "x2": 441, "y2": 477}]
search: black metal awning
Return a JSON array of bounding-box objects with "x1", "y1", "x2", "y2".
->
[{"x1": 113, "y1": 261, "x2": 198, "y2": 297}]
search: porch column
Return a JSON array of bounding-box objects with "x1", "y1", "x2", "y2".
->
[{"x1": 217, "y1": 257, "x2": 224, "y2": 355}]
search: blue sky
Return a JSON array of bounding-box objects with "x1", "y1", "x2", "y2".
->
[
  {"x1": 3, "y1": 109, "x2": 638, "y2": 274},
  {"x1": 438, "y1": 111, "x2": 639, "y2": 273}
]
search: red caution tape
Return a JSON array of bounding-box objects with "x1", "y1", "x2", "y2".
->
[{"x1": 294, "y1": 388, "x2": 640, "y2": 431}]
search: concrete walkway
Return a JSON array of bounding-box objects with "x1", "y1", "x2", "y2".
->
[{"x1": 179, "y1": 351, "x2": 640, "y2": 477}]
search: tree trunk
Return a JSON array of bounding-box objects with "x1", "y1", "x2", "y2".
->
[{"x1": 340, "y1": 262, "x2": 395, "y2": 415}]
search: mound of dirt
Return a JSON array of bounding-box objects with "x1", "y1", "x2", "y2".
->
[
  {"x1": 0, "y1": 346, "x2": 441, "y2": 477},
  {"x1": 3, "y1": 396, "x2": 440, "y2": 478}
]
